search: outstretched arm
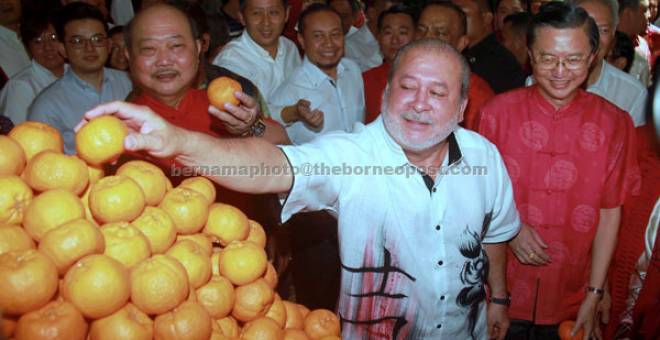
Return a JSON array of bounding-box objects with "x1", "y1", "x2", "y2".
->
[{"x1": 78, "y1": 101, "x2": 293, "y2": 194}]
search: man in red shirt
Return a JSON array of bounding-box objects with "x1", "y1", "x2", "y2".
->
[
  {"x1": 415, "y1": 1, "x2": 494, "y2": 131},
  {"x1": 479, "y1": 3, "x2": 640, "y2": 338},
  {"x1": 123, "y1": 4, "x2": 289, "y2": 212},
  {"x1": 362, "y1": 4, "x2": 414, "y2": 123}
]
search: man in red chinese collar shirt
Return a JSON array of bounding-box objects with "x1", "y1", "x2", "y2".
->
[
  {"x1": 479, "y1": 2, "x2": 641, "y2": 339},
  {"x1": 122, "y1": 3, "x2": 289, "y2": 213}
]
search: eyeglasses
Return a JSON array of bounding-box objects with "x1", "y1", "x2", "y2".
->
[
  {"x1": 533, "y1": 53, "x2": 590, "y2": 71},
  {"x1": 66, "y1": 34, "x2": 108, "y2": 49},
  {"x1": 31, "y1": 33, "x2": 58, "y2": 46}
]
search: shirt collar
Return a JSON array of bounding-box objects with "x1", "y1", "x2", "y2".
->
[
  {"x1": 240, "y1": 30, "x2": 281, "y2": 60},
  {"x1": 65, "y1": 67, "x2": 109, "y2": 92},
  {"x1": 302, "y1": 56, "x2": 345, "y2": 87},
  {"x1": 530, "y1": 84, "x2": 586, "y2": 119}
]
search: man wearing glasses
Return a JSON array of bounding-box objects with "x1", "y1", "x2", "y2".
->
[
  {"x1": 28, "y1": 2, "x2": 131, "y2": 154},
  {"x1": 0, "y1": 12, "x2": 66, "y2": 124},
  {"x1": 479, "y1": 2, "x2": 640, "y2": 339}
]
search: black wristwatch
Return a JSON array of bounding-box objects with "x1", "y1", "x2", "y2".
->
[
  {"x1": 245, "y1": 118, "x2": 266, "y2": 137},
  {"x1": 489, "y1": 294, "x2": 511, "y2": 306}
]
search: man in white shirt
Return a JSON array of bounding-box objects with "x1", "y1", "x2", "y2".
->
[
  {"x1": 526, "y1": 0, "x2": 648, "y2": 127},
  {"x1": 329, "y1": 0, "x2": 383, "y2": 71},
  {"x1": 81, "y1": 38, "x2": 519, "y2": 339},
  {"x1": 618, "y1": 0, "x2": 653, "y2": 86},
  {"x1": 212, "y1": 0, "x2": 301, "y2": 99},
  {"x1": 270, "y1": 4, "x2": 364, "y2": 144},
  {"x1": 0, "y1": 15, "x2": 66, "y2": 124},
  {"x1": 0, "y1": 0, "x2": 30, "y2": 78},
  {"x1": 577, "y1": 0, "x2": 648, "y2": 127}
]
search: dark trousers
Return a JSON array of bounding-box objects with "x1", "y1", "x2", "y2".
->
[
  {"x1": 506, "y1": 320, "x2": 560, "y2": 340},
  {"x1": 288, "y1": 210, "x2": 341, "y2": 310}
]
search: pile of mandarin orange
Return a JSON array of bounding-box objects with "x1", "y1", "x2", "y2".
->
[{"x1": 0, "y1": 118, "x2": 341, "y2": 340}]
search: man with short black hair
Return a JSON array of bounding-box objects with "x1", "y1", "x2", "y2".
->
[
  {"x1": 328, "y1": 0, "x2": 383, "y2": 71},
  {"x1": 452, "y1": 0, "x2": 526, "y2": 93},
  {"x1": 28, "y1": 2, "x2": 132, "y2": 154},
  {"x1": 479, "y1": 2, "x2": 640, "y2": 338},
  {"x1": 363, "y1": 4, "x2": 415, "y2": 122},
  {"x1": 1, "y1": 12, "x2": 66, "y2": 124},
  {"x1": 501, "y1": 12, "x2": 531, "y2": 69},
  {"x1": 416, "y1": 1, "x2": 495, "y2": 131},
  {"x1": 212, "y1": 0, "x2": 301, "y2": 99}
]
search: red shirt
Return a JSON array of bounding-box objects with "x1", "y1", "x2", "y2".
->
[
  {"x1": 479, "y1": 86, "x2": 641, "y2": 324},
  {"x1": 131, "y1": 89, "x2": 254, "y2": 215},
  {"x1": 363, "y1": 65, "x2": 495, "y2": 129},
  {"x1": 463, "y1": 73, "x2": 494, "y2": 131},
  {"x1": 362, "y1": 62, "x2": 389, "y2": 124}
]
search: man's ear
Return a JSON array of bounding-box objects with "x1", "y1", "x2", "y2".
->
[
  {"x1": 458, "y1": 96, "x2": 468, "y2": 123},
  {"x1": 285, "y1": 5, "x2": 291, "y2": 25},
  {"x1": 124, "y1": 46, "x2": 130, "y2": 62},
  {"x1": 238, "y1": 10, "x2": 246, "y2": 26},
  {"x1": 457, "y1": 35, "x2": 470, "y2": 52},
  {"x1": 201, "y1": 32, "x2": 211, "y2": 53},
  {"x1": 297, "y1": 32, "x2": 305, "y2": 50}
]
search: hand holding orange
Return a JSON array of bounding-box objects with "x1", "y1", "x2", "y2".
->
[{"x1": 208, "y1": 77, "x2": 242, "y2": 110}]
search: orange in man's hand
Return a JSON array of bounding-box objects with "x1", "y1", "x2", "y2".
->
[
  {"x1": 76, "y1": 115, "x2": 128, "y2": 166},
  {"x1": 207, "y1": 76, "x2": 242, "y2": 110},
  {"x1": 558, "y1": 320, "x2": 584, "y2": 340}
]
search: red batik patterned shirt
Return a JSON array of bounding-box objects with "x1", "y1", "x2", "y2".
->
[{"x1": 478, "y1": 86, "x2": 641, "y2": 324}]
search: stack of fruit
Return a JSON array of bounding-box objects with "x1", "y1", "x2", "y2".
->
[{"x1": 0, "y1": 118, "x2": 341, "y2": 340}]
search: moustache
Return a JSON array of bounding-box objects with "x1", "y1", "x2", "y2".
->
[{"x1": 401, "y1": 111, "x2": 433, "y2": 125}]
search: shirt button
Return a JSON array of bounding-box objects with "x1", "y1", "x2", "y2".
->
[
  {"x1": 432, "y1": 188, "x2": 437, "y2": 193},
  {"x1": 435, "y1": 225, "x2": 441, "y2": 231},
  {"x1": 437, "y1": 260, "x2": 444, "y2": 266},
  {"x1": 437, "y1": 324, "x2": 442, "y2": 329},
  {"x1": 440, "y1": 295, "x2": 445, "y2": 300},
  {"x1": 546, "y1": 189, "x2": 552, "y2": 195}
]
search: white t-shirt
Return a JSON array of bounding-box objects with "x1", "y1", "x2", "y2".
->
[
  {"x1": 280, "y1": 118, "x2": 520, "y2": 339},
  {"x1": 344, "y1": 25, "x2": 383, "y2": 72},
  {"x1": 212, "y1": 31, "x2": 301, "y2": 98},
  {"x1": 270, "y1": 57, "x2": 365, "y2": 144}
]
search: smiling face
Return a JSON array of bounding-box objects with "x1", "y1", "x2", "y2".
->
[
  {"x1": 240, "y1": 0, "x2": 289, "y2": 55},
  {"x1": 383, "y1": 47, "x2": 466, "y2": 153},
  {"x1": 378, "y1": 12, "x2": 415, "y2": 64},
  {"x1": 127, "y1": 5, "x2": 201, "y2": 107},
  {"x1": 28, "y1": 24, "x2": 66, "y2": 73},
  {"x1": 530, "y1": 26, "x2": 594, "y2": 108},
  {"x1": 299, "y1": 10, "x2": 344, "y2": 76},
  {"x1": 62, "y1": 18, "x2": 110, "y2": 75}
]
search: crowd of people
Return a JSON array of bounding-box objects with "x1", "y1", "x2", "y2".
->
[{"x1": 1, "y1": 0, "x2": 658, "y2": 339}]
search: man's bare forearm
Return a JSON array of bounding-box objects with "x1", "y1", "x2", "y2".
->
[
  {"x1": 589, "y1": 207, "x2": 621, "y2": 289},
  {"x1": 174, "y1": 129, "x2": 293, "y2": 194},
  {"x1": 484, "y1": 242, "x2": 508, "y2": 297}
]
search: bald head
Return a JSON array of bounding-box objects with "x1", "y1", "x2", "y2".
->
[
  {"x1": 124, "y1": 3, "x2": 202, "y2": 107},
  {"x1": 125, "y1": 3, "x2": 198, "y2": 54}
]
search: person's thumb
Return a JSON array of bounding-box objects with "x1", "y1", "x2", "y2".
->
[
  {"x1": 531, "y1": 228, "x2": 548, "y2": 248},
  {"x1": 601, "y1": 306, "x2": 610, "y2": 324},
  {"x1": 125, "y1": 132, "x2": 163, "y2": 153}
]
